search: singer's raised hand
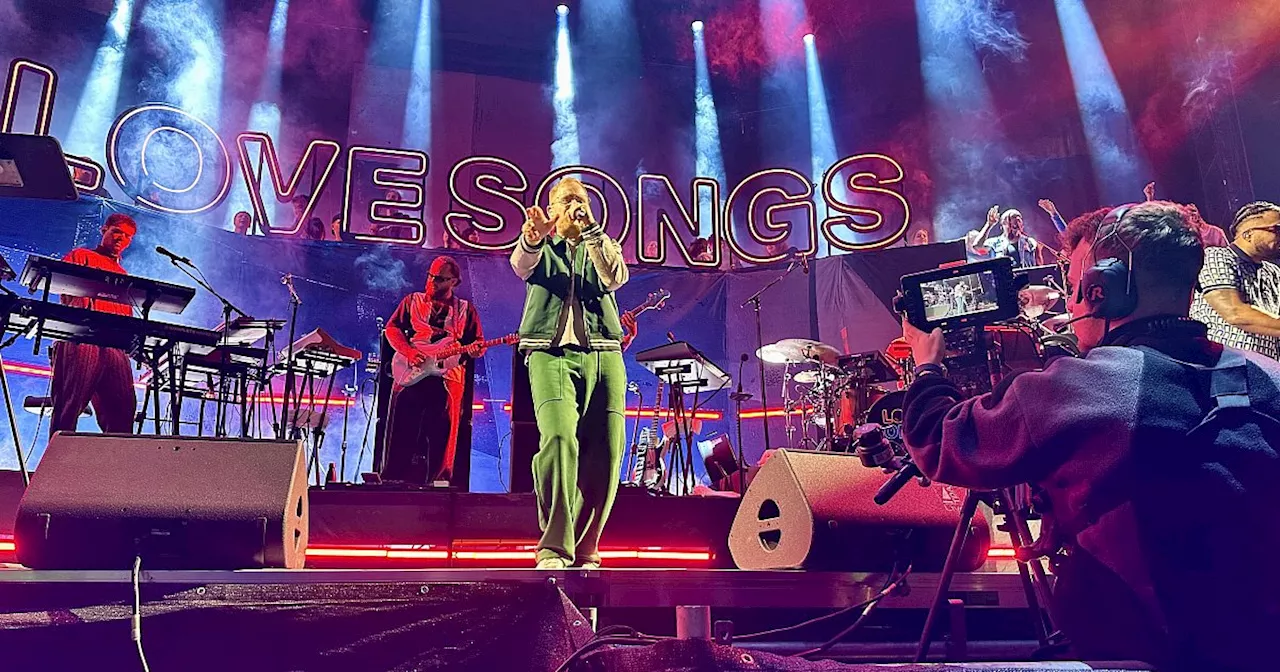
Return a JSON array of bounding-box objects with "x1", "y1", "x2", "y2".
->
[
  {"x1": 1038, "y1": 199, "x2": 1057, "y2": 215},
  {"x1": 523, "y1": 206, "x2": 552, "y2": 242}
]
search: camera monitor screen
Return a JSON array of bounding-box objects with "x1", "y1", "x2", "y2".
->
[
  {"x1": 920, "y1": 271, "x2": 1000, "y2": 321},
  {"x1": 898, "y1": 256, "x2": 1024, "y2": 332}
]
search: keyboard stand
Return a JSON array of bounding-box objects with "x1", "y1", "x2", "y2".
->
[{"x1": 0, "y1": 293, "x2": 29, "y2": 486}]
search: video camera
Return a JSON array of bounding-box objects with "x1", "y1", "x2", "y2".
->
[
  {"x1": 894, "y1": 256, "x2": 1028, "y2": 334},
  {"x1": 893, "y1": 257, "x2": 1032, "y2": 398}
]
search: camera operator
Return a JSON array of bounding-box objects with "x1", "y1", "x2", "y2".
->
[{"x1": 900, "y1": 202, "x2": 1280, "y2": 671}]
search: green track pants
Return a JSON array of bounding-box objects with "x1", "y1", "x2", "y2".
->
[{"x1": 526, "y1": 348, "x2": 627, "y2": 565}]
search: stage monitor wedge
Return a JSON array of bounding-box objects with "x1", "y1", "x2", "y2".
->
[
  {"x1": 728, "y1": 449, "x2": 989, "y2": 572},
  {"x1": 16, "y1": 433, "x2": 309, "y2": 570}
]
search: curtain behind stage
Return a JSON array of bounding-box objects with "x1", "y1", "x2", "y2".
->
[{"x1": 0, "y1": 196, "x2": 964, "y2": 491}]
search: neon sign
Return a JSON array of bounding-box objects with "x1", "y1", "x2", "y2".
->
[
  {"x1": 5, "y1": 57, "x2": 911, "y2": 263},
  {"x1": 106, "y1": 103, "x2": 231, "y2": 215},
  {"x1": 236, "y1": 132, "x2": 341, "y2": 236}
]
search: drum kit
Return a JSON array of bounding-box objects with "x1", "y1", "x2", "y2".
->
[
  {"x1": 753, "y1": 280, "x2": 1072, "y2": 453},
  {"x1": 755, "y1": 338, "x2": 909, "y2": 453}
]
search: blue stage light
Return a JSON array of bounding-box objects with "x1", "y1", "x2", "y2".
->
[
  {"x1": 914, "y1": 0, "x2": 1021, "y2": 239},
  {"x1": 65, "y1": 0, "x2": 135, "y2": 174},
  {"x1": 403, "y1": 0, "x2": 436, "y2": 152},
  {"x1": 552, "y1": 6, "x2": 580, "y2": 168},
  {"x1": 1055, "y1": 0, "x2": 1150, "y2": 201},
  {"x1": 804, "y1": 35, "x2": 839, "y2": 255},
  {"x1": 140, "y1": 0, "x2": 224, "y2": 128},
  {"x1": 226, "y1": 0, "x2": 290, "y2": 230},
  {"x1": 693, "y1": 19, "x2": 724, "y2": 229}
]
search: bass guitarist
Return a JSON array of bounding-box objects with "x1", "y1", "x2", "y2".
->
[{"x1": 381, "y1": 256, "x2": 484, "y2": 486}]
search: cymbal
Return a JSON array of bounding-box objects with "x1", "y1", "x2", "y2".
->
[
  {"x1": 1042, "y1": 312, "x2": 1073, "y2": 332},
  {"x1": 757, "y1": 338, "x2": 841, "y2": 365},
  {"x1": 1019, "y1": 285, "x2": 1063, "y2": 319},
  {"x1": 793, "y1": 369, "x2": 838, "y2": 385}
]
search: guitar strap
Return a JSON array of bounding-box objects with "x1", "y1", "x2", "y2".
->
[{"x1": 449, "y1": 298, "x2": 471, "y2": 340}]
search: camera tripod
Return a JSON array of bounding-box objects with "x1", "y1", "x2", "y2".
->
[{"x1": 915, "y1": 484, "x2": 1064, "y2": 662}]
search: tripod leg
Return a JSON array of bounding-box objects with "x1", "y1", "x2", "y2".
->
[
  {"x1": 916, "y1": 489, "x2": 981, "y2": 663},
  {"x1": 1011, "y1": 548, "x2": 1050, "y2": 646},
  {"x1": 999, "y1": 488, "x2": 1058, "y2": 642}
]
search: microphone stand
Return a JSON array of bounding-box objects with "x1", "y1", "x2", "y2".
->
[
  {"x1": 166, "y1": 258, "x2": 251, "y2": 437},
  {"x1": 280, "y1": 275, "x2": 302, "y2": 441},
  {"x1": 728, "y1": 353, "x2": 752, "y2": 495},
  {"x1": 339, "y1": 379, "x2": 356, "y2": 483},
  {"x1": 739, "y1": 258, "x2": 801, "y2": 455}
]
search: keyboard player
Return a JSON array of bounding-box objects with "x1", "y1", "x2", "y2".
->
[{"x1": 49, "y1": 213, "x2": 138, "y2": 437}]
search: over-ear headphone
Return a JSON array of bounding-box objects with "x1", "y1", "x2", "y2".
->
[{"x1": 1075, "y1": 205, "x2": 1137, "y2": 320}]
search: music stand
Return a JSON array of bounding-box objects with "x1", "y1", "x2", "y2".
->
[{"x1": 0, "y1": 134, "x2": 78, "y2": 201}]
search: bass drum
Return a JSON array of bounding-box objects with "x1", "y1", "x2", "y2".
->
[{"x1": 865, "y1": 390, "x2": 906, "y2": 453}]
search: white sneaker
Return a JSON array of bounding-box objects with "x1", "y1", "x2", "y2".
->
[
  {"x1": 535, "y1": 556, "x2": 569, "y2": 570},
  {"x1": 579, "y1": 560, "x2": 601, "y2": 570}
]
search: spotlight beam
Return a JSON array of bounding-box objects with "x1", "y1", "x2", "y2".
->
[
  {"x1": 65, "y1": 0, "x2": 135, "y2": 170},
  {"x1": 693, "y1": 21, "x2": 724, "y2": 238},
  {"x1": 915, "y1": 0, "x2": 1016, "y2": 240},
  {"x1": 1055, "y1": 0, "x2": 1150, "y2": 202},
  {"x1": 140, "y1": 0, "x2": 224, "y2": 128},
  {"x1": 804, "y1": 35, "x2": 839, "y2": 256},
  {"x1": 226, "y1": 0, "x2": 290, "y2": 230},
  {"x1": 552, "y1": 6, "x2": 580, "y2": 168},
  {"x1": 402, "y1": 0, "x2": 435, "y2": 151}
]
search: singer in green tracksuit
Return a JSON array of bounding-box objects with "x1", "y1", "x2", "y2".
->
[{"x1": 510, "y1": 176, "x2": 629, "y2": 570}]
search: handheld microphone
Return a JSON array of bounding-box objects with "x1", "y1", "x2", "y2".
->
[{"x1": 155, "y1": 245, "x2": 191, "y2": 265}]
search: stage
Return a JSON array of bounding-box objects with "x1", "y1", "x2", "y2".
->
[
  {"x1": 6, "y1": 0, "x2": 1268, "y2": 664},
  {"x1": 0, "y1": 566, "x2": 1035, "y2": 611},
  {"x1": 0, "y1": 467, "x2": 1065, "y2": 669},
  {"x1": 0, "y1": 566, "x2": 1060, "y2": 670}
]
